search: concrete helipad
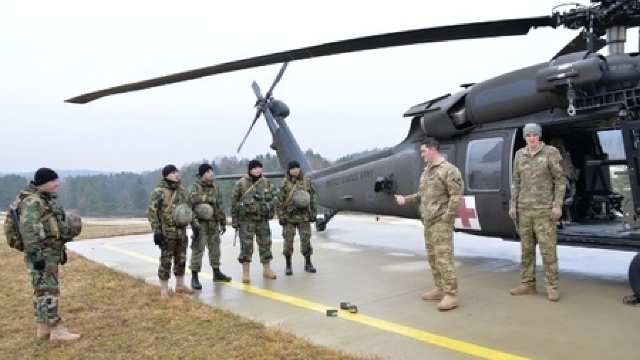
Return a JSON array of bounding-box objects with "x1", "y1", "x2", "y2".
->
[{"x1": 67, "y1": 215, "x2": 639, "y2": 360}]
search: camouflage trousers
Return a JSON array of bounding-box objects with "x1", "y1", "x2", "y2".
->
[
  {"x1": 190, "y1": 230, "x2": 222, "y2": 271},
  {"x1": 517, "y1": 208, "x2": 559, "y2": 289},
  {"x1": 25, "y1": 251, "x2": 62, "y2": 325},
  {"x1": 282, "y1": 221, "x2": 313, "y2": 256},
  {"x1": 237, "y1": 220, "x2": 273, "y2": 264},
  {"x1": 424, "y1": 221, "x2": 458, "y2": 295},
  {"x1": 158, "y1": 237, "x2": 188, "y2": 280}
]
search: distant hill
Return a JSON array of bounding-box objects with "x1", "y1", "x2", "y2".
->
[{"x1": 0, "y1": 170, "x2": 114, "y2": 179}]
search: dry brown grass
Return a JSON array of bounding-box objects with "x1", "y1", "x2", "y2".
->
[{"x1": 0, "y1": 223, "x2": 380, "y2": 360}]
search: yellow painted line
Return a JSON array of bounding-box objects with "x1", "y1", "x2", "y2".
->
[{"x1": 100, "y1": 241, "x2": 529, "y2": 360}]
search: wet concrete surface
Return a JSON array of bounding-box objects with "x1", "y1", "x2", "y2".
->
[{"x1": 67, "y1": 215, "x2": 640, "y2": 360}]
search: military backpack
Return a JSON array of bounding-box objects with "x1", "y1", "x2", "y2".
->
[{"x1": 4, "y1": 193, "x2": 45, "y2": 252}]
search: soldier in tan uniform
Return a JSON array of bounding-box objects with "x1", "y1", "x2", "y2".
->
[
  {"x1": 395, "y1": 137, "x2": 463, "y2": 311},
  {"x1": 509, "y1": 123, "x2": 565, "y2": 301}
]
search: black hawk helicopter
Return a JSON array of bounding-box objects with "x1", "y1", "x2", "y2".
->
[{"x1": 67, "y1": 0, "x2": 640, "y2": 303}]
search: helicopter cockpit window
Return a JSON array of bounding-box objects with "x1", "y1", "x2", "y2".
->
[{"x1": 466, "y1": 137, "x2": 503, "y2": 192}]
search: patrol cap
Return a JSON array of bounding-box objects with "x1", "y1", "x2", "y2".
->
[{"x1": 523, "y1": 123, "x2": 542, "y2": 138}]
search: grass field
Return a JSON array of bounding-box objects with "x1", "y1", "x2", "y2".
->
[{"x1": 0, "y1": 221, "x2": 379, "y2": 359}]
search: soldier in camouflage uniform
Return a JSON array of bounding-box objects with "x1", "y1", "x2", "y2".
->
[
  {"x1": 509, "y1": 123, "x2": 565, "y2": 302},
  {"x1": 188, "y1": 163, "x2": 231, "y2": 289},
  {"x1": 20, "y1": 168, "x2": 81, "y2": 341},
  {"x1": 147, "y1": 164, "x2": 196, "y2": 298},
  {"x1": 277, "y1": 160, "x2": 318, "y2": 276},
  {"x1": 395, "y1": 138, "x2": 463, "y2": 311},
  {"x1": 230, "y1": 159, "x2": 278, "y2": 283}
]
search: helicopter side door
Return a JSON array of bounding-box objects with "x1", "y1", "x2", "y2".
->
[{"x1": 457, "y1": 130, "x2": 517, "y2": 238}]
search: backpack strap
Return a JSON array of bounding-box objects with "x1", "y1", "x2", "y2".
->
[
  {"x1": 161, "y1": 188, "x2": 178, "y2": 214},
  {"x1": 241, "y1": 177, "x2": 262, "y2": 199}
]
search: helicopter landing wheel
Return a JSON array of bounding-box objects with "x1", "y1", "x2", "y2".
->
[
  {"x1": 627, "y1": 252, "x2": 640, "y2": 305},
  {"x1": 623, "y1": 294, "x2": 638, "y2": 305}
]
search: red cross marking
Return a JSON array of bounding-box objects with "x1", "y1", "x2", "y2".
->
[{"x1": 456, "y1": 197, "x2": 477, "y2": 228}]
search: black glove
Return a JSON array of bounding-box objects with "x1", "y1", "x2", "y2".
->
[
  {"x1": 279, "y1": 218, "x2": 287, "y2": 226},
  {"x1": 309, "y1": 215, "x2": 317, "y2": 223},
  {"x1": 153, "y1": 232, "x2": 166, "y2": 248},
  {"x1": 192, "y1": 226, "x2": 201, "y2": 240},
  {"x1": 33, "y1": 258, "x2": 46, "y2": 271},
  {"x1": 219, "y1": 226, "x2": 226, "y2": 235},
  {"x1": 60, "y1": 248, "x2": 68, "y2": 265},
  {"x1": 231, "y1": 220, "x2": 239, "y2": 230}
]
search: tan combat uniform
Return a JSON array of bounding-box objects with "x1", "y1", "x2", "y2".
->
[
  {"x1": 405, "y1": 160, "x2": 463, "y2": 295},
  {"x1": 511, "y1": 143, "x2": 565, "y2": 290}
]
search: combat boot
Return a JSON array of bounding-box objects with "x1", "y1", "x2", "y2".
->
[
  {"x1": 175, "y1": 276, "x2": 195, "y2": 294},
  {"x1": 160, "y1": 280, "x2": 169, "y2": 299},
  {"x1": 213, "y1": 267, "x2": 232, "y2": 282},
  {"x1": 242, "y1": 262, "x2": 251, "y2": 283},
  {"x1": 421, "y1": 288, "x2": 445, "y2": 301},
  {"x1": 36, "y1": 323, "x2": 50, "y2": 340},
  {"x1": 304, "y1": 255, "x2": 316, "y2": 273},
  {"x1": 49, "y1": 324, "x2": 80, "y2": 342},
  {"x1": 285, "y1": 255, "x2": 293, "y2": 276},
  {"x1": 547, "y1": 288, "x2": 560, "y2": 302},
  {"x1": 191, "y1": 271, "x2": 202, "y2": 290},
  {"x1": 510, "y1": 284, "x2": 537, "y2": 296},
  {"x1": 263, "y1": 262, "x2": 277, "y2": 279},
  {"x1": 437, "y1": 294, "x2": 458, "y2": 311}
]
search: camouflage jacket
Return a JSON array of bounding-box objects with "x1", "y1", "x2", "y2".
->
[
  {"x1": 19, "y1": 183, "x2": 72, "y2": 258},
  {"x1": 277, "y1": 173, "x2": 318, "y2": 222},
  {"x1": 231, "y1": 176, "x2": 277, "y2": 222},
  {"x1": 405, "y1": 160, "x2": 463, "y2": 225},
  {"x1": 147, "y1": 179, "x2": 192, "y2": 238},
  {"x1": 189, "y1": 176, "x2": 226, "y2": 233},
  {"x1": 510, "y1": 143, "x2": 566, "y2": 210}
]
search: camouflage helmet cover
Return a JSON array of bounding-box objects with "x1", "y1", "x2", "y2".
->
[
  {"x1": 66, "y1": 213, "x2": 83, "y2": 237},
  {"x1": 172, "y1": 203, "x2": 193, "y2": 227},
  {"x1": 292, "y1": 189, "x2": 311, "y2": 208},
  {"x1": 194, "y1": 203, "x2": 214, "y2": 220}
]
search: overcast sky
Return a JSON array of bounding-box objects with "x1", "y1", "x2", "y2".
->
[{"x1": 2, "y1": 0, "x2": 637, "y2": 173}]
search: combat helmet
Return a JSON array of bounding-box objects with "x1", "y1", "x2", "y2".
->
[
  {"x1": 194, "y1": 203, "x2": 214, "y2": 220},
  {"x1": 292, "y1": 189, "x2": 311, "y2": 208},
  {"x1": 172, "y1": 204, "x2": 193, "y2": 227},
  {"x1": 66, "y1": 213, "x2": 83, "y2": 238}
]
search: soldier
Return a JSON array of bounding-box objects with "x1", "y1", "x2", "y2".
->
[
  {"x1": 189, "y1": 163, "x2": 231, "y2": 289},
  {"x1": 231, "y1": 159, "x2": 278, "y2": 283},
  {"x1": 509, "y1": 123, "x2": 565, "y2": 301},
  {"x1": 20, "y1": 168, "x2": 82, "y2": 341},
  {"x1": 277, "y1": 160, "x2": 318, "y2": 275},
  {"x1": 395, "y1": 138, "x2": 463, "y2": 311},
  {"x1": 147, "y1": 164, "x2": 196, "y2": 298}
]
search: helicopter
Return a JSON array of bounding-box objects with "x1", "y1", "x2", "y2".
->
[{"x1": 66, "y1": 0, "x2": 640, "y2": 303}]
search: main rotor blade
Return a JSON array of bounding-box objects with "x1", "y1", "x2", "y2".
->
[
  {"x1": 553, "y1": 31, "x2": 607, "y2": 59},
  {"x1": 251, "y1": 81, "x2": 264, "y2": 100},
  {"x1": 265, "y1": 61, "x2": 289, "y2": 99},
  {"x1": 66, "y1": 16, "x2": 553, "y2": 104},
  {"x1": 237, "y1": 109, "x2": 262, "y2": 153}
]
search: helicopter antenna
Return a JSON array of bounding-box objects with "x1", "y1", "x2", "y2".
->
[{"x1": 236, "y1": 62, "x2": 289, "y2": 153}]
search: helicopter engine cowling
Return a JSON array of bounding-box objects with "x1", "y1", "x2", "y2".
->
[
  {"x1": 536, "y1": 52, "x2": 606, "y2": 92},
  {"x1": 269, "y1": 99, "x2": 290, "y2": 118},
  {"x1": 464, "y1": 63, "x2": 565, "y2": 126}
]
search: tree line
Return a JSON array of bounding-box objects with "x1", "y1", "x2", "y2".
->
[{"x1": 0, "y1": 149, "x2": 371, "y2": 217}]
